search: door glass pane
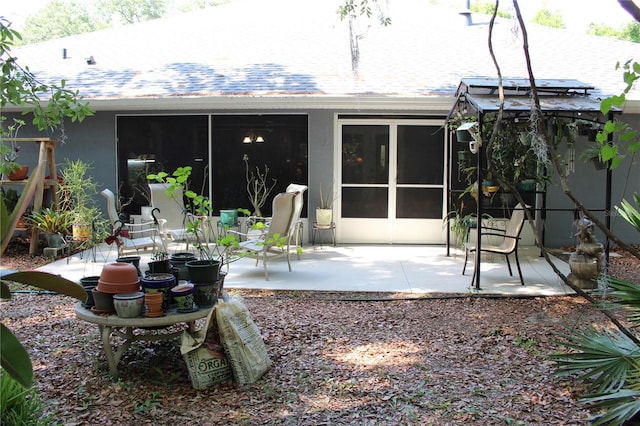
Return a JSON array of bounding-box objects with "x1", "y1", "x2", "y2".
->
[
  {"x1": 396, "y1": 188, "x2": 442, "y2": 219},
  {"x1": 342, "y1": 187, "x2": 388, "y2": 218},
  {"x1": 397, "y1": 125, "x2": 444, "y2": 184},
  {"x1": 342, "y1": 125, "x2": 389, "y2": 184}
]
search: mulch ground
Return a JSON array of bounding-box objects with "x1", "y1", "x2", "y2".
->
[{"x1": 2, "y1": 237, "x2": 640, "y2": 425}]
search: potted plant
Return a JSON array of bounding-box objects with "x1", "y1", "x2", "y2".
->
[
  {"x1": 148, "y1": 250, "x2": 172, "y2": 274},
  {"x1": 1, "y1": 119, "x2": 26, "y2": 179},
  {"x1": 58, "y1": 159, "x2": 104, "y2": 245},
  {"x1": 317, "y1": 183, "x2": 336, "y2": 226},
  {"x1": 148, "y1": 166, "x2": 243, "y2": 284},
  {"x1": 579, "y1": 142, "x2": 607, "y2": 170},
  {"x1": 243, "y1": 154, "x2": 277, "y2": 217},
  {"x1": 26, "y1": 207, "x2": 72, "y2": 248},
  {"x1": 443, "y1": 208, "x2": 477, "y2": 250}
]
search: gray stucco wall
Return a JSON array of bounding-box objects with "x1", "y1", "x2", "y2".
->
[
  {"x1": 544, "y1": 113, "x2": 640, "y2": 247},
  {"x1": 6, "y1": 109, "x2": 639, "y2": 247},
  {"x1": 307, "y1": 110, "x2": 335, "y2": 225}
]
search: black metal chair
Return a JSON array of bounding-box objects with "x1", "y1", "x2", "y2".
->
[{"x1": 462, "y1": 203, "x2": 528, "y2": 286}]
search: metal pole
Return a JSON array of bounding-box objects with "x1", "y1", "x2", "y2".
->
[{"x1": 474, "y1": 114, "x2": 483, "y2": 290}]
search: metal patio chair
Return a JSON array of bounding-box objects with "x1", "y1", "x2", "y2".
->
[{"x1": 462, "y1": 203, "x2": 528, "y2": 286}]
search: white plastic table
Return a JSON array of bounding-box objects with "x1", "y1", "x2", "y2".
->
[{"x1": 75, "y1": 303, "x2": 211, "y2": 375}]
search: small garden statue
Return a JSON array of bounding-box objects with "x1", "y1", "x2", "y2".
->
[{"x1": 568, "y1": 216, "x2": 605, "y2": 289}]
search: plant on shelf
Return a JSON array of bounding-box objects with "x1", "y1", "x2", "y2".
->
[
  {"x1": 58, "y1": 159, "x2": 105, "y2": 246},
  {"x1": 243, "y1": 154, "x2": 277, "y2": 217},
  {"x1": 1, "y1": 119, "x2": 25, "y2": 177},
  {"x1": 25, "y1": 207, "x2": 72, "y2": 248},
  {"x1": 0, "y1": 19, "x2": 91, "y2": 391},
  {"x1": 1, "y1": 188, "x2": 18, "y2": 214},
  {"x1": 26, "y1": 207, "x2": 72, "y2": 235}
]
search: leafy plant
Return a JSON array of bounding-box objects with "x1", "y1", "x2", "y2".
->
[
  {"x1": 1, "y1": 188, "x2": 18, "y2": 214},
  {"x1": 0, "y1": 271, "x2": 87, "y2": 388},
  {"x1": 0, "y1": 370, "x2": 51, "y2": 425},
  {"x1": 0, "y1": 19, "x2": 93, "y2": 142},
  {"x1": 0, "y1": 19, "x2": 93, "y2": 255},
  {"x1": 595, "y1": 59, "x2": 640, "y2": 170},
  {"x1": 615, "y1": 194, "x2": 640, "y2": 233},
  {"x1": 442, "y1": 210, "x2": 476, "y2": 250},
  {"x1": 59, "y1": 159, "x2": 99, "y2": 225},
  {"x1": 318, "y1": 183, "x2": 337, "y2": 209},
  {"x1": 26, "y1": 207, "x2": 72, "y2": 235},
  {"x1": 148, "y1": 166, "x2": 243, "y2": 266},
  {"x1": 151, "y1": 251, "x2": 169, "y2": 261}
]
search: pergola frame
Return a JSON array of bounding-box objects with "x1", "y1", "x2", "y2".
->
[{"x1": 446, "y1": 78, "x2": 621, "y2": 290}]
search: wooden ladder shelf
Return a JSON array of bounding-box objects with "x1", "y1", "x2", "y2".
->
[{"x1": 1, "y1": 138, "x2": 59, "y2": 255}]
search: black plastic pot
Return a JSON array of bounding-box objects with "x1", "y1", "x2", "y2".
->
[
  {"x1": 116, "y1": 255, "x2": 142, "y2": 276},
  {"x1": 186, "y1": 259, "x2": 221, "y2": 284},
  {"x1": 79, "y1": 276, "x2": 100, "y2": 308},
  {"x1": 193, "y1": 282, "x2": 219, "y2": 308},
  {"x1": 148, "y1": 259, "x2": 172, "y2": 274},
  {"x1": 170, "y1": 252, "x2": 197, "y2": 280}
]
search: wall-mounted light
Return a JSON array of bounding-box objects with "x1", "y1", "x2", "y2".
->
[{"x1": 242, "y1": 133, "x2": 265, "y2": 144}]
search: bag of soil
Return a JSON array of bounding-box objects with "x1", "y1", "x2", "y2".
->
[{"x1": 216, "y1": 294, "x2": 271, "y2": 385}]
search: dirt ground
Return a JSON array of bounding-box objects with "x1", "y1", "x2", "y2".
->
[{"x1": 2, "y1": 238, "x2": 640, "y2": 425}]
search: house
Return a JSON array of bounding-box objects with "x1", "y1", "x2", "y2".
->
[{"x1": 5, "y1": 0, "x2": 640, "y2": 246}]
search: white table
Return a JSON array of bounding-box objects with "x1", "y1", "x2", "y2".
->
[{"x1": 75, "y1": 303, "x2": 211, "y2": 375}]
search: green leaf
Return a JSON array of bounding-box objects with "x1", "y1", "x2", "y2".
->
[
  {"x1": 0, "y1": 271, "x2": 86, "y2": 302},
  {"x1": 601, "y1": 98, "x2": 614, "y2": 114},
  {"x1": 0, "y1": 282, "x2": 11, "y2": 299},
  {"x1": 0, "y1": 323, "x2": 33, "y2": 388},
  {"x1": 601, "y1": 144, "x2": 617, "y2": 161}
]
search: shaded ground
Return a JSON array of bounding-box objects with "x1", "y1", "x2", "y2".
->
[{"x1": 2, "y1": 240, "x2": 640, "y2": 425}]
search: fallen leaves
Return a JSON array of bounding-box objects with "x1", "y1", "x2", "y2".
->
[{"x1": 2, "y1": 292, "x2": 609, "y2": 424}]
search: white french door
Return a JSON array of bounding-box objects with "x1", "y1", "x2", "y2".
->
[{"x1": 336, "y1": 119, "x2": 446, "y2": 244}]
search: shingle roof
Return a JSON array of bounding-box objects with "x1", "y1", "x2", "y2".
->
[{"x1": 11, "y1": 0, "x2": 639, "y2": 107}]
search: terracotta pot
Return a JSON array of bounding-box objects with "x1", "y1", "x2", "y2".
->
[
  {"x1": 8, "y1": 165, "x2": 28, "y2": 181},
  {"x1": 141, "y1": 273, "x2": 175, "y2": 311},
  {"x1": 144, "y1": 292, "x2": 164, "y2": 317},
  {"x1": 97, "y1": 262, "x2": 140, "y2": 294}
]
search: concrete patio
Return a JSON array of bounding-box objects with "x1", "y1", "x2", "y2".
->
[{"x1": 35, "y1": 243, "x2": 575, "y2": 296}]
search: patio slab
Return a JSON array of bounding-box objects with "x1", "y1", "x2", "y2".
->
[{"x1": 34, "y1": 244, "x2": 573, "y2": 296}]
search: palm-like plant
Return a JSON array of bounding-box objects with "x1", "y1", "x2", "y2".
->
[
  {"x1": 616, "y1": 194, "x2": 640, "y2": 233},
  {"x1": 553, "y1": 193, "x2": 640, "y2": 425}
]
